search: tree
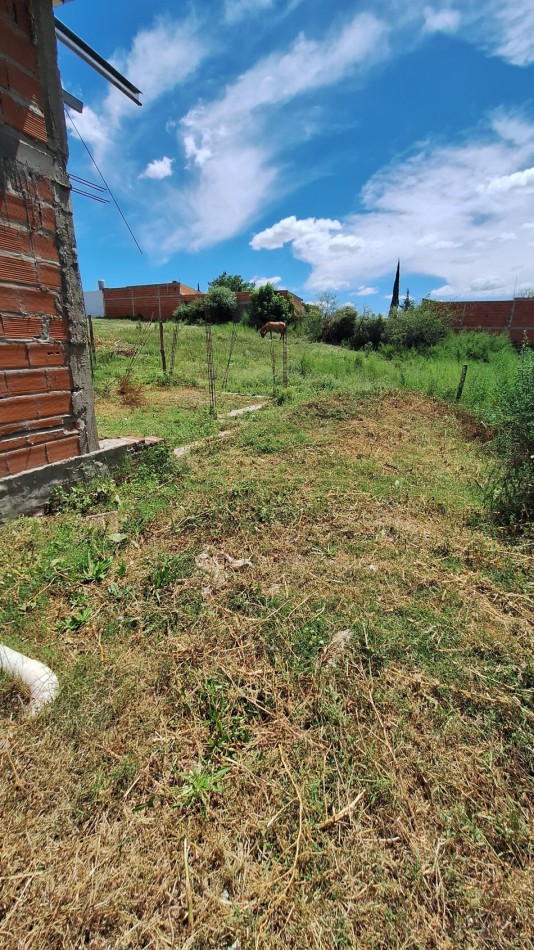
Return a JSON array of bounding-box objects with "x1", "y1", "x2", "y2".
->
[
  {"x1": 316, "y1": 291, "x2": 338, "y2": 320},
  {"x1": 320, "y1": 305, "x2": 357, "y2": 345},
  {"x1": 208, "y1": 271, "x2": 254, "y2": 292},
  {"x1": 515, "y1": 287, "x2": 534, "y2": 299},
  {"x1": 248, "y1": 282, "x2": 295, "y2": 329},
  {"x1": 400, "y1": 288, "x2": 415, "y2": 311},
  {"x1": 205, "y1": 285, "x2": 237, "y2": 324}
]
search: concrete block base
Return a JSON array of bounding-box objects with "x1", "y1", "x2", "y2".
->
[{"x1": 0, "y1": 437, "x2": 161, "y2": 523}]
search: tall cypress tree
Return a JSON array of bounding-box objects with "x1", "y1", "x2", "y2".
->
[{"x1": 389, "y1": 260, "x2": 400, "y2": 314}]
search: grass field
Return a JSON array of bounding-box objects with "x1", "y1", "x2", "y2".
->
[{"x1": 1, "y1": 321, "x2": 532, "y2": 948}]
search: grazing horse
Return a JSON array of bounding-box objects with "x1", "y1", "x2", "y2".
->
[{"x1": 259, "y1": 321, "x2": 287, "y2": 340}]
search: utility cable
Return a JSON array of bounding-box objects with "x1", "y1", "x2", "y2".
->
[{"x1": 66, "y1": 109, "x2": 143, "y2": 255}]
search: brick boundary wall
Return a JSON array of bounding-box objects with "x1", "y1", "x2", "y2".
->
[
  {"x1": 432, "y1": 300, "x2": 534, "y2": 346},
  {"x1": 0, "y1": 0, "x2": 98, "y2": 478},
  {"x1": 102, "y1": 284, "x2": 304, "y2": 321}
]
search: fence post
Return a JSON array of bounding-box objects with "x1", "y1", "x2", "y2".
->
[
  {"x1": 204, "y1": 314, "x2": 217, "y2": 418},
  {"x1": 456, "y1": 363, "x2": 468, "y2": 401},
  {"x1": 159, "y1": 320, "x2": 167, "y2": 373},
  {"x1": 282, "y1": 332, "x2": 288, "y2": 387}
]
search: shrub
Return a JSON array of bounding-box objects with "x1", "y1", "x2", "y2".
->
[
  {"x1": 486, "y1": 346, "x2": 534, "y2": 533},
  {"x1": 248, "y1": 283, "x2": 296, "y2": 330},
  {"x1": 173, "y1": 298, "x2": 205, "y2": 325},
  {"x1": 385, "y1": 304, "x2": 449, "y2": 351},
  {"x1": 205, "y1": 285, "x2": 237, "y2": 324},
  {"x1": 352, "y1": 314, "x2": 385, "y2": 350},
  {"x1": 320, "y1": 306, "x2": 357, "y2": 345},
  {"x1": 301, "y1": 304, "x2": 323, "y2": 341}
]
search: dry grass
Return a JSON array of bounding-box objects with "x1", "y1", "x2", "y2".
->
[{"x1": 1, "y1": 392, "x2": 532, "y2": 948}]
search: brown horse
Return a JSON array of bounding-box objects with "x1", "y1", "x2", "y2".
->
[{"x1": 259, "y1": 321, "x2": 287, "y2": 340}]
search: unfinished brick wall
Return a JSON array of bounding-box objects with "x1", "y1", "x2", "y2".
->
[
  {"x1": 0, "y1": 0, "x2": 98, "y2": 478},
  {"x1": 103, "y1": 282, "x2": 201, "y2": 320},
  {"x1": 433, "y1": 300, "x2": 534, "y2": 345}
]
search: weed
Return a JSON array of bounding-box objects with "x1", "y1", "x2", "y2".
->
[{"x1": 173, "y1": 763, "x2": 230, "y2": 814}]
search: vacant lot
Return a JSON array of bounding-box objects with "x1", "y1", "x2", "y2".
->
[{"x1": 1, "y1": 325, "x2": 532, "y2": 948}]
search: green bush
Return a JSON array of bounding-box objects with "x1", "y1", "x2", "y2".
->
[
  {"x1": 205, "y1": 285, "x2": 237, "y2": 324},
  {"x1": 352, "y1": 314, "x2": 385, "y2": 350},
  {"x1": 173, "y1": 298, "x2": 205, "y2": 325},
  {"x1": 385, "y1": 305, "x2": 449, "y2": 351},
  {"x1": 248, "y1": 283, "x2": 296, "y2": 330},
  {"x1": 486, "y1": 346, "x2": 534, "y2": 533},
  {"x1": 320, "y1": 306, "x2": 357, "y2": 345}
]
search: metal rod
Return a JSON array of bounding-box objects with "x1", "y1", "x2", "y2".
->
[
  {"x1": 55, "y1": 18, "x2": 142, "y2": 106},
  {"x1": 204, "y1": 315, "x2": 217, "y2": 418},
  {"x1": 159, "y1": 321, "x2": 167, "y2": 374},
  {"x1": 69, "y1": 174, "x2": 107, "y2": 192},
  {"x1": 222, "y1": 322, "x2": 238, "y2": 390},
  {"x1": 170, "y1": 323, "x2": 179, "y2": 375},
  {"x1": 456, "y1": 363, "x2": 468, "y2": 401},
  {"x1": 282, "y1": 332, "x2": 288, "y2": 388},
  {"x1": 70, "y1": 187, "x2": 109, "y2": 203},
  {"x1": 270, "y1": 335, "x2": 277, "y2": 397}
]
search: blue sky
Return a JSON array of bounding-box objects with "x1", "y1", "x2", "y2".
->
[{"x1": 56, "y1": 0, "x2": 534, "y2": 309}]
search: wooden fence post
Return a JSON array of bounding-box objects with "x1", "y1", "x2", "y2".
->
[
  {"x1": 159, "y1": 320, "x2": 167, "y2": 373},
  {"x1": 456, "y1": 363, "x2": 468, "y2": 401}
]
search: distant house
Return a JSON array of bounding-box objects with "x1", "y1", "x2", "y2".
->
[
  {"x1": 430, "y1": 299, "x2": 534, "y2": 345},
  {"x1": 84, "y1": 281, "x2": 304, "y2": 320}
]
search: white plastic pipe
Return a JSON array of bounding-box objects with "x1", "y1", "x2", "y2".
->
[{"x1": 0, "y1": 644, "x2": 59, "y2": 716}]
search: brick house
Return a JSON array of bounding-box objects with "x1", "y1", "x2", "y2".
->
[{"x1": 1, "y1": 0, "x2": 98, "y2": 477}]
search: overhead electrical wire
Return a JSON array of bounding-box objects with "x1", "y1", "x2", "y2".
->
[{"x1": 66, "y1": 109, "x2": 143, "y2": 255}]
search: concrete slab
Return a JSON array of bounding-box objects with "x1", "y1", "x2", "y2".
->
[
  {"x1": 173, "y1": 430, "x2": 234, "y2": 459},
  {"x1": 0, "y1": 437, "x2": 161, "y2": 523},
  {"x1": 224, "y1": 402, "x2": 267, "y2": 418}
]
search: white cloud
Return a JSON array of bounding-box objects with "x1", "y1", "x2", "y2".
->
[
  {"x1": 139, "y1": 156, "x2": 174, "y2": 180},
  {"x1": 251, "y1": 111, "x2": 534, "y2": 298},
  {"x1": 71, "y1": 15, "x2": 207, "y2": 164},
  {"x1": 354, "y1": 286, "x2": 379, "y2": 296},
  {"x1": 224, "y1": 0, "x2": 273, "y2": 23},
  {"x1": 422, "y1": 7, "x2": 460, "y2": 34},
  {"x1": 147, "y1": 11, "x2": 389, "y2": 253},
  {"x1": 469, "y1": 276, "x2": 506, "y2": 291},
  {"x1": 252, "y1": 275, "x2": 282, "y2": 287},
  {"x1": 483, "y1": 166, "x2": 534, "y2": 193}
]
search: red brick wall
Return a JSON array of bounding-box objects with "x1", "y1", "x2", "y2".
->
[
  {"x1": 103, "y1": 282, "x2": 201, "y2": 320},
  {"x1": 433, "y1": 300, "x2": 534, "y2": 345},
  {"x1": 102, "y1": 284, "x2": 304, "y2": 320},
  {"x1": 0, "y1": 0, "x2": 81, "y2": 476}
]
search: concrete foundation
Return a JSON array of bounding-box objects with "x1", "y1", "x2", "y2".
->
[{"x1": 0, "y1": 436, "x2": 161, "y2": 522}]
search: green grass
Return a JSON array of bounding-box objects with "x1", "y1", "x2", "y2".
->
[
  {"x1": 1, "y1": 324, "x2": 532, "y2": 948},
  {"x1": 90, "y1": 319, "x2": 517, "y2": 448}
]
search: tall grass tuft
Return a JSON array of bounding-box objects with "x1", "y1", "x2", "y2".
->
[{"x1": 486, "y1": 346, "x2": 534, "y2": 534}]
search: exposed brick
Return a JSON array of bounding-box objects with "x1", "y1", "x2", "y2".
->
[
  {"x1": 0, "y1": 314, "x2": 42, "y2": 338},
  {"x1": 45, "y1": 434, "x2": 80, "y2": 464},
  {"x1": 0, "y1": 342, "x2": 28, "y2": 369},
  {"x1": 0, "y1": 414, "x2": 62, "y2": 437},
  {"x1": 6, "y1": 59, "x2": 42, "y2": 107},
  {"x1": 0, "y1": 191, "x2": 55, "y2": 231},
  {"x1": 0, "y1": 392, "x2": 37, "y2": 423},
  {"x1": 32, "y1": 232, "x2": 60, "y2": 263},
  {"x1": 5, "y1": 443, "x2": 47, "y2": 475},
  {"x1": 0, "y1": 457, "x2": 8, "y2": 477},
  {"x1": 47, "y1": 317, "x2": 70, "y2": 342},
  {"x1": 0, "y1": 254, "x2": 37, "y2": 284},
  {"x1": 0, "y1": 13, "x2": 37, "y2": 73},
  {"x1": 12, "y1": 1, "x2": 33, "y2": 39},
  {"x1": 37, "y1": 261, "x2": 61, "y2": 289},
  {"x1": 0, "y1": 434, "x2": 28, "y2": 451},
  {"x1": 46, "y1": 367, "x2": 71, "y2": 391},
  {"x1": 3, "y1": 368, "x2": 47, "y2": 396},
  {"x1": 0, "y1": 92, "x2": 47, "y2": 144},
  {"x1": 37, "y1": 391, "x2": 71, "y2": 419},
  {"x1": 0, "y1": 57, "x2": 8, "y2": 89},
  {"x1": 0, "y1": 224, "x2": 31, "y2": 254},
  {"x1": 35, "y1": 176, "x2": 53, "y2": 204},
  {"x1": 0, "y1": 372, "x2": 7, "y2": 397},
  {"x1": 27, "y1": 428, "x2": 63, "y2": 446},
  {"x1": 27, "y1": 342, "x2": 66, "y2": 367},
  {"x1": 0, "y1": 285, "x2": 58, "y2": 315}
]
